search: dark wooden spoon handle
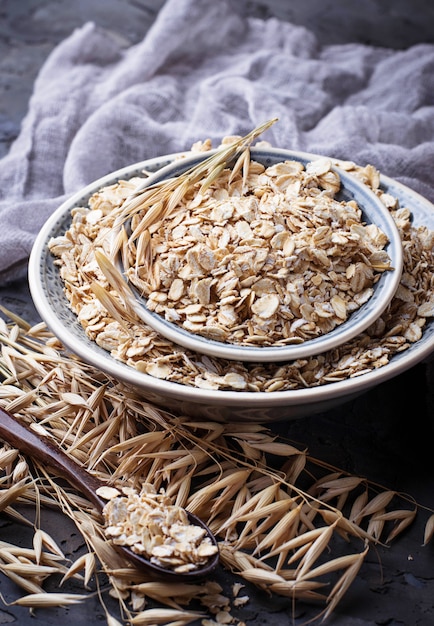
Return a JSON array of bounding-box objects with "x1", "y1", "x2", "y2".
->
[
  {"x1": 0, "y1": 407, "x2": 104, "y2": 510},
  {"x1": 0, "y1": 407, "x2": 219, "y2": 580}
]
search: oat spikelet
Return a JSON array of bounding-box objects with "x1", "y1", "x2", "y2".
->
[
  {"x1": 423, "y1": 513, "x2": 434, "y2": 545},
  {"x1": 0, "y1": 566, "x2": 44, "y2": 595},
  {"x1": 129, "y1": 608, "x2": 205, "y2": 625},
  {"x1": 60, "y1": 552, "x2": 96, "y2": 587},
  {"x1": 9, "y1": 592, "x2": 88, "y2": 607},
  {"x1": 0, "y1": 477, "x2": 31, "y2": 512},
  {"x1": 324, "y1": 547, "x2": 368, "y2": 619}
]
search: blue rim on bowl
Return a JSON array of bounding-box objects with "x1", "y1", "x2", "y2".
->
[{"x1": 114, "y1": 147, "x2": 403, "y2": 363}]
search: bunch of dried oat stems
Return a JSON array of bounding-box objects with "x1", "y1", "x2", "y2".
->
[{"x1": 0, "y1": 311, "x2": 433, "y2": 626}]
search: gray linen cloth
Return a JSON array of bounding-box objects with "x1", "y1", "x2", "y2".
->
[{"x1": 1, "y1": 0, "x2": 433, "y2": 285}]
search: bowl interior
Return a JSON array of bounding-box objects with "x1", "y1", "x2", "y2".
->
[{"x1": 117, "y1": 147, "x2": 404, "y2": 362}]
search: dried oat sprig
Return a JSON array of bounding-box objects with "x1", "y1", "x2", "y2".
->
[
  {"x1": 112, "y1": 118, "x2": 278, "y2": 240},
  {"x1": 0, "y1": 316, "x2": 432, "y2": 625},
  {"x1": 99, "y1": 121, "x2": 280, "y2": 336}
]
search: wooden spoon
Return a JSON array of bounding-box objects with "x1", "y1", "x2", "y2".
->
[{"x1": 0, "y1": 406, "x2": 219, "y2": 581}]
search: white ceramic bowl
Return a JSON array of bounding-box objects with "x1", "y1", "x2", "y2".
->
[
  {"x1": 118, "y1": 148, "x2": 403, "y2": 362},
  {"x1": 29, "y1": 151, "x2": 434, "y2": 423}
]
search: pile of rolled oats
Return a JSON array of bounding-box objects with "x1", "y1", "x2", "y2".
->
[
  {"x1": 126, "y1": 157, "x2": 392, "y2": 346},
  {"x1": 98, "y1": 483, "x2": 218, "y2": 572},
  {"x1": 48, "y1": 143, "x2": 434, "y2": 392}
]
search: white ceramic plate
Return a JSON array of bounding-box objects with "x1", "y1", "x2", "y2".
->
[{"x1": 28, "y1": 151, "x2": 434, "y2": 423}]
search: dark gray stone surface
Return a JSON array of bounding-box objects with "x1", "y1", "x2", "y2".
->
[{"x1": 0, "y1": 1, "x2": 433, "y2": 625}]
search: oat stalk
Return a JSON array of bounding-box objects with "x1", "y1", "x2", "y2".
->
[
  {"x1": 113, "y1": 118, "x2": 277, "y2": 236},
  {"x1": 0, "y1": 316, "x2": 431, "y2": 625}
]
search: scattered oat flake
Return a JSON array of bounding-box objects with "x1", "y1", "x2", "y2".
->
[
  {"x1": 233, "y1": 596, "x2": 249, "y2": 607},
  {"x1": 231, "y1": 582, "x2": 245, "y2": 597},
  {"x1": 96, "y1": 486, "x2": 121, "y2": 500}
]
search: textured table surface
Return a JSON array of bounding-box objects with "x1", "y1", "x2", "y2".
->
[{"x1": 0, "y1": 2, "x2": 433, "y2": 625}]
